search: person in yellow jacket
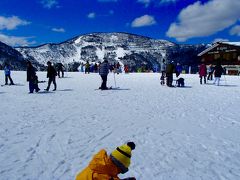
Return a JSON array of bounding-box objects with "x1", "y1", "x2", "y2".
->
[{"x1": 76, "y1": 142, "x2": 136, "y2": 180}]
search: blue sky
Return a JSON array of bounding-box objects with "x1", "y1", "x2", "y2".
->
[{"x1": 0, "y1": 0, "x2": 239, "y2": 46}]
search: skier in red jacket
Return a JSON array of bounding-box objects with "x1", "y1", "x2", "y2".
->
[{"x1": 199, "y1": 61, "x2": 207, "y2": 84}]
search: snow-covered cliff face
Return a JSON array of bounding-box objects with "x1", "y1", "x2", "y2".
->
[
  {"x1": 16, "y1": 33, "x2": 206, "y2": 71},
  {"x1": 0, "y1": 41, "x2": 26, "y2": 70}
]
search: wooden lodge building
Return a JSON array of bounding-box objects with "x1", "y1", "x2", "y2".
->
[{"x1": 198, "y1": 42, "x2": 240, "y2": 75}]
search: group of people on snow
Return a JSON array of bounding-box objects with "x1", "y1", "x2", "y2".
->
[
  {"x1": 1, "y1": 59, "x2": 116, "y2": 92},
  {"x1": 80, "y1": 61, "x2": 102, "y2": 74},
  {"x1": 0, "y1": 58, "x2": 230, "y2": 93},
  {"x1": 1, "y1": 59, "x2": 121, "y2": 92},
  {"x1": 159, "y1": 58, "x2": 226, "y2": 87},
  {"x1": 160, "y1": 60, "x2": 184, "y2": 87},
  {"x1": 79, "y1": 61, "x2": 123, "y2": 75},
  {"x1": 26, "y1": 60, "x2": 58, "y2": 93},
  {"x1": 199, "y1": 59, "x2": 224, "y2": 86}
]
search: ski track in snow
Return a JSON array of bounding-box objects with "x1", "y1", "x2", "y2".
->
[{"x1": 0, "y1": 71, "x2": 240, "y2": 180}]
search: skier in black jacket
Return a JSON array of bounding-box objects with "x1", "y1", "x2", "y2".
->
[
  {"x1": 99, "y1": 59, "x2": 110, "y2": 90},
  {"x1": 166, "y1": 61, "x2": 175, "y2": 87},
  {"x1": 213, "y1": 61, "x2": 224, "y2": 86},
  {"x1": 45, "y1": 61, "x2": 57, "y2": 91}
]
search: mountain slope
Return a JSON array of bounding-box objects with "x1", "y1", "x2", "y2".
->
[
  {"x1": 0, "y1": 41, "x2": 26, "y2": 70},
  {"x1": 16, "y1": 33, "x2": 206, "y2": 71}
]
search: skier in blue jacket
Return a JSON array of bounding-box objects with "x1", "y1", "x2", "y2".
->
[
  {"x1": 4, "y1": 63, "x2": 14, "y2": 85},
  {"x1": 175, "y1": 63, "x2": 182, "y2": 78}
]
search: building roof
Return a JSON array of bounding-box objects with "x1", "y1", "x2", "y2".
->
[
  {"x1": 198, "y1": 42, "x2": 240, "y2": 56},
  {"x1": 198, "y1": 43, "x2": 219, "y2": 56},
  {"x1": 223, "y1": 42, "x2": 240, "y2": 46}
]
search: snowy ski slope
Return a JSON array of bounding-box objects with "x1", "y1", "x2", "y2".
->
[{"x1": 0, "y1": 71, "x2": 240, "y2": 180}]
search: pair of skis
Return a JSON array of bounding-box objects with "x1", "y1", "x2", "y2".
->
[
  {"x1": 1, "y1": 83, "x2": 18, "y2": 87},
  {"x1": 95, "y1": 86, "x2": 120, "y2": 91}
]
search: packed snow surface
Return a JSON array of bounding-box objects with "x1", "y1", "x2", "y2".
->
[{"x1": 0, "y1": 71, "x2": 240, "y2": 180}]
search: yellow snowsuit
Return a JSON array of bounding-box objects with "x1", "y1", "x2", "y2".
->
[{"x1": 76, "y1": 149, "x2": 120, "y2": 180}]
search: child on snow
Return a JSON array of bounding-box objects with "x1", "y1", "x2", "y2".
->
[
  {"x1": 160, "y1": 74, "x2": 165, "y2": 85},
  {"x1": 76, "y1": 142, "x2": 136, "y2": 180},
  {"x1": 176, "y1": 78, "x2": 185, "y2": 87}
]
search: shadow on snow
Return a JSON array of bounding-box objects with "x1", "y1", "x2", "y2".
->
[{"x1": 57, "y1": 89, "x2": 74, "y2": 92}]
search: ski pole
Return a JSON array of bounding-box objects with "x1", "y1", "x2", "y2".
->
[
  {"x1": 65, "y1": 66, "x2": 68, "y2": 78},
  {"x1": 113, "y1": 71, "x2": 117, "y2": 88},
  {"x1": 223, "y1": 74, "x2": 227, "y2": 86}
]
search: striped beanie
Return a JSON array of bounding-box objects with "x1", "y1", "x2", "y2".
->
[{"x1": 110, "y1": 142, "x2": 135, "y2": 174}]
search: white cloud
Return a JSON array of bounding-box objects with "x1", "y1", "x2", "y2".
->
[
  {"x1": 0, "y1": 16, "x2": 30, "y2": 30},
  {"x1": 213, "y1": 38, "x2": 229, "y2": 43},
  {"x1": 230, "y1": 25, "x2": 240, "y2": 36},
  {"x1": 52, "y1": 28, "x2": 65, "y2": 33},
  {"x1": 87, "y1": 12, "x2": 96, "y2": 19},
  {"x1": 0, "y1": 33, "x2": 35, "y2": 46},
  {"x1": 131, "y1": 15, "x2": 156, "y2": 27},
  {"x1": 40, "y1": 0, "x2": 58, "y2": 9},
  {"x1": 0, "y1": 16, "x2": 33, "y2": 46},
  {"x1": 166, "y1": 0, "x2": 240, "y2": 42}
]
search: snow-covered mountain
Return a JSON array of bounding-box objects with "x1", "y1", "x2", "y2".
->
[
  {"x1": 16, "y1": 33, "x2": 206, "y2": 71},
  {"x1": 0, "y1": 41, "x2": 26, "y2": 70}
]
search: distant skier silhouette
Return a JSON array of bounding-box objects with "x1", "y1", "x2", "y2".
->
[
  {"x1": 85, "y1": 61, "x2": 90, "y2": 74},
  {"x1": 56, "y1": 63, "x2": 64, "y2": 78}
]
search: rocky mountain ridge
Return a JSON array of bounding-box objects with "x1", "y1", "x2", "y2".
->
[
  {"x1": 2, "y1": 32, "x2": 206, "y2": 71},
  {"x1": 0, "y1": 41, "x2": 26, "y2": 70}
]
